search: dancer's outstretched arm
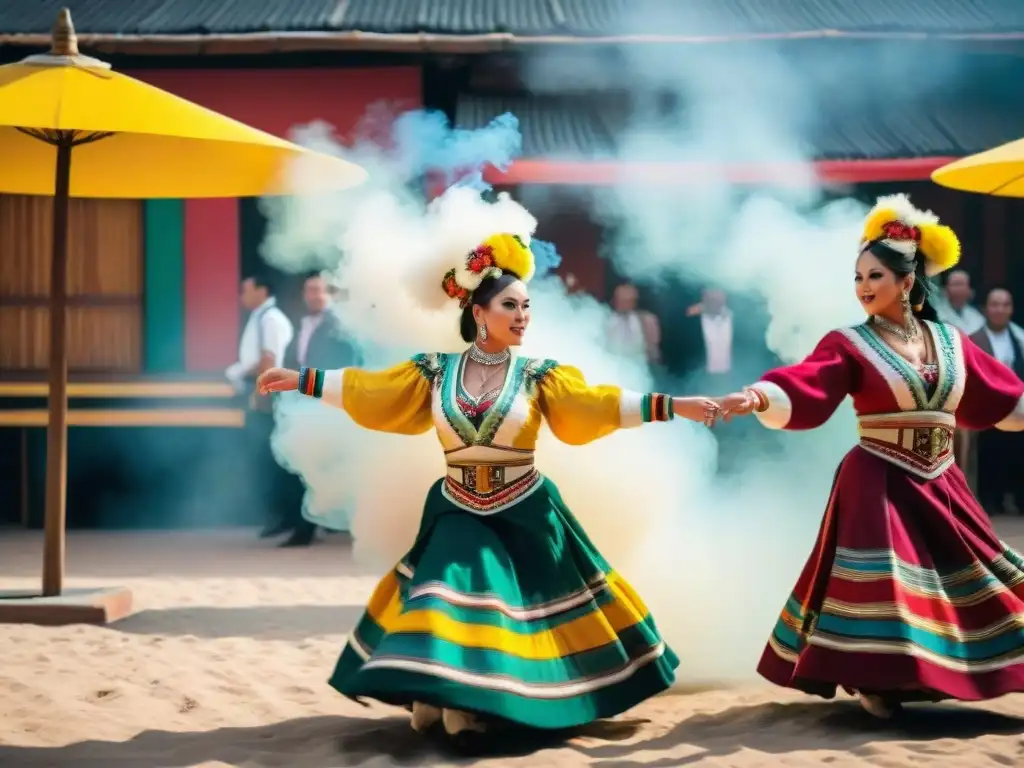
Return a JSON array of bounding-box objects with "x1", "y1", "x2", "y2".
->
[
  {"x1": 535, "y1": 360, "x2": 721, "y2": 446},
  {"x1": 257, "y1": 354, "x2": 440, "y2": 435},
  {"x1": 718, "y1": 330, "x2": 853, "y2": 431}
]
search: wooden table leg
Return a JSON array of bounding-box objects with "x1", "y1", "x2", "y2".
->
[{"x1": 20, "y1": 427, "x2": 29, "y2": 528}]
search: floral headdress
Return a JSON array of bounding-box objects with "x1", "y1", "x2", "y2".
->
[
  {"x1": 440, "y1": 232, "x2": 536, "y2": 308},
  {"x1": 860, "y1": 193, "x2": 961, "y2": 277}
]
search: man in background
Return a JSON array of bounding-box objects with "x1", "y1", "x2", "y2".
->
[
  {"x1": 680, "y1": 288, "x2": 735, "y2": 388},
  {"x1": 564, "y1": 272, "x2": 582, "y2": 295},
  {"x1": 605, "y1": 281, "x2": 662, "y2": 366},
  {"x1": 275, "y1": 272, "x2": 360, "y2": 547},
  {"x1": 226, "y1": 272, "x2": 294, "y2": 539},
  {"x1": 970, "y1": 287, "x2": 1024, "y2": 516},
  {"x1": 936, "y1": 269, "x2": 985, "y2": 335},
  {"x1": 673, "y1": 287, "x2": 775, "y2": 389},
  {"x1": 674, "y1": 286, "x2": 777, "y2": 474}
]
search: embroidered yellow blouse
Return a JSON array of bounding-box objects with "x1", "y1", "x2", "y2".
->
[{"x1": 299, "y1": 351, "x2": 674, "y2": 452}]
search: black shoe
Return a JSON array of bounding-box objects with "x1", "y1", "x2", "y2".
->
[
  {"x1": 446, "y1": 730, "x2": 487, "y2": 755},
  {"x1": 259, "y1": 521, "x2": 292, "y2": 539},
  {"x1": 279, "y1": 530, "x2": 316, "y2": 547}
]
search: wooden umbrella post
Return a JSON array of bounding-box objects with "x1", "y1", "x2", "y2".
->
[
  {"x1": 36, "y1": 9, "x2": 84, "y2": 597},
  {"x1": 42, "y1": 137, "x2": 72, "y2": 597},
  {"x1": 10, "y1": 10, "x2": 117, "y2": 598},
  {"x1": 4, "y1": 9, "x2": 121, "y2": 615}
]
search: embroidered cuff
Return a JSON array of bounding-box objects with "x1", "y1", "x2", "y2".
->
[
  {"x1": 620, "y1": 391, "x2": 674, "y2": 428},
  {"x1": 996, "y1": 393, "x2": 1024, "y2": 432},
  {"x1": 749, "y1": 380, "x2": 792, "y2": 430},
  {"x1": 298, "y1": 367, "x2": 344, "y2": 405},
  {"x1": 298, "y1": 367, "x2": 322, "y2": 398}
]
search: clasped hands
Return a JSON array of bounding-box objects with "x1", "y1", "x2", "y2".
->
[{"x1": 673, "y1": 390, "x2": 760, "y2": 428}]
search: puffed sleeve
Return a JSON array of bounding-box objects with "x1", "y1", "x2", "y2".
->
[
  {"x1": 297, "y1": 354, "x2": 437, "y2": 435},
  {"x1": 535, "y1": 361, "x2": 675, "y2": 446},
  {"x1": 956, "y1": 334, "x2": 1024, "y2": 431},
  {"x1": 747, "y1": 330, "x2": 854, "y2": 431}
]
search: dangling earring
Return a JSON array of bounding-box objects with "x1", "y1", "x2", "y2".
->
[
  {"x1": 478, "y1": 323, "x2": 488, "y2": 342},
  {"x1": 901, "y1": 291, "x2": 917, "y2": 336}
]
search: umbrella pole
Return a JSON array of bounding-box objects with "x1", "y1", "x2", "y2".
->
[{"x1": 41, "y1": 138, "x2": 72, "y2": 598}]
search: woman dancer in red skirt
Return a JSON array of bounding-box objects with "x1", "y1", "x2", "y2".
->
[{"x1": 720, "y1": 194, "x2": 1024, "y2": 718}]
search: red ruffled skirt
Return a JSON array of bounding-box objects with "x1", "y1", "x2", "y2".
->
[{"x1": 758, "y1": 446, "x2": 1024, "y2": 701}]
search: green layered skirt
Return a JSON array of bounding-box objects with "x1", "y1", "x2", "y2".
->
[{"x1": 329, "y1": 475, "x2": 679, "y2": 729}]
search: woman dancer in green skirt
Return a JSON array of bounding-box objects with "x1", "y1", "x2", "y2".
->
[{"x1": 258, "y1": 231, "x2": 719, "y2": 742}]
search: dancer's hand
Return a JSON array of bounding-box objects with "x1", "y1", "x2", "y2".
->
[
  {"x1": 672, "y1": 396, "x2": 722, "y2": 427},
  {"x1": 258, "y1": 367, "x2": 300, "y2": 395},
  {"x1": 718, "y1": 391, "x2": 757, "y2": 420}
]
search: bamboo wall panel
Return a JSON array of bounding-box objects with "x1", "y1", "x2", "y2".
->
[
  {"x1": 0, "y1": 305, "x2": 142, "y2": 371},
  {"x1": 0, "y1": 196, "x2": 143, "y2": 297},
  {"x1": 0, "y1": 195, "x2": 144, "y2": 373}
]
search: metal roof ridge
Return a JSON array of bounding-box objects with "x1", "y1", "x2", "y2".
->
[{"x1": 2, "y1": 28, "x2": 1024, "y2": 54}]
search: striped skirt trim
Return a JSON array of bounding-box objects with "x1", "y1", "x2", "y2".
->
[
  {"x1": 343, "y1": 625, "x2": 668, "y2": 697},
  {"x1": 356, "y1": 567, "x2": 653, "y2": 660},
  {"x1": 766, "y1": 545, "x2": 1024, "y2": 674},
  {"x1": 395, "y1": 560, "x2": 623, "y2": 623},
  {"x1": 336, "y1": 565, "x2": 671, "y2": 698}
]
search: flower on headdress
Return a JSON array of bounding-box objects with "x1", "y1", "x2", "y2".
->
[
  {"x1": 882, "y1": 220, "x2": 921, "y2": 243},
  {"x1": 453, "y1": 244, "x2": 502, "y2": 298},
  {"x1": 861, "y1": 194, "x2": 961, "y2": 277},
  {"x1": 441, "y1": 269, "x2": 471, "y2": 308},
  {"x1": 467, "y1": 244, "x2": 496, "y2": 274}
]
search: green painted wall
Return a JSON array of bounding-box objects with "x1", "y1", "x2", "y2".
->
[{"x1": 143, "y1": 199, "x2": 185, "y2": 373}]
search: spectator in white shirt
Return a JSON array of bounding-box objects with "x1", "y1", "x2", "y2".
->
[
  {"x1": 970, "y1": 287, "x2": 1024, "y2": 516},
  {"x1": 673, "y1": 286, "x2": 779, "y2": 476},
  {"x1": 226, "y1": 274, "x2": 294, "y2": 396},
  {"x1": 276, "y1": 273, "x2": 359, "y2": 547},
  {"x1": 936, "y1": 269, "x2": 986, "y2": 335},
  {"x1": 227, "y1": 273, "x2": 295, "y2": 539},
  {"x1": 605, "y1": 281, "x2": 661, "y2": 365}
]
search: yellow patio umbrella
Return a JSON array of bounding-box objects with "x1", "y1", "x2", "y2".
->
[
  {"x1": 931, "y1": 138, "x2": 1024, "y2": 197},
  {"x1": 0, "y1": 9, "x2": 367, "y2": 602}
]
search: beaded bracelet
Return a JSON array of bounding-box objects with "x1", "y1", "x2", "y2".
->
[
  {"x1": 743, "y1": 386, "x2": 768, "y2": 413},
  {"x1": 640, "y1": 393, "x2": 674, "y2": 422},
  {"x1": 298, "y1": 366, "x2": 325, "y2": 398}
]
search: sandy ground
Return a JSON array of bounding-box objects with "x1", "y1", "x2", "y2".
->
[{"x1": 3, "y1": 524, "x2": 1024, "y2": 768}]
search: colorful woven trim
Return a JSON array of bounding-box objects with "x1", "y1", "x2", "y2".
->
[
  {"x1": 640, "y1": 394, "x2": 674, "y2": 423},
  {"x1": 298, "y1": 366, "x2": 325, "y2": 398},
  {"x1": 442, "y1": 469, "x2": 543, "y2": 514}
]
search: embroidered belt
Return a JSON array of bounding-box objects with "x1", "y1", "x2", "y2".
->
[
  {"x1": 445, "y1": 458, "x2": 534, "y2": 492},
  {"x1": 442, "y1": 458, "x2": 541, "y2": 514},
  {"x1": 857, "y1": 411, "x2": 955, "y2": 479}
]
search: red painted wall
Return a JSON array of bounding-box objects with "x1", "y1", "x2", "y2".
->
[{"x1": 131, "y1": 67, "x2": 422, "y2": 372}]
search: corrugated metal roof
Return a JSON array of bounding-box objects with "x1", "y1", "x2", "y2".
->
[
  {"x1": 557, "y1": 0, "x2": 1024, "y2": 36},
  {"x1": 456, "y1": 94, "x2": 626, "y2": 157},
  {"x1": 456, "y1": 92, "x2": 1024, "y2": 160},
  {"x1": 7, "y1": 0, "x2": 1024, "y2": 37}
]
